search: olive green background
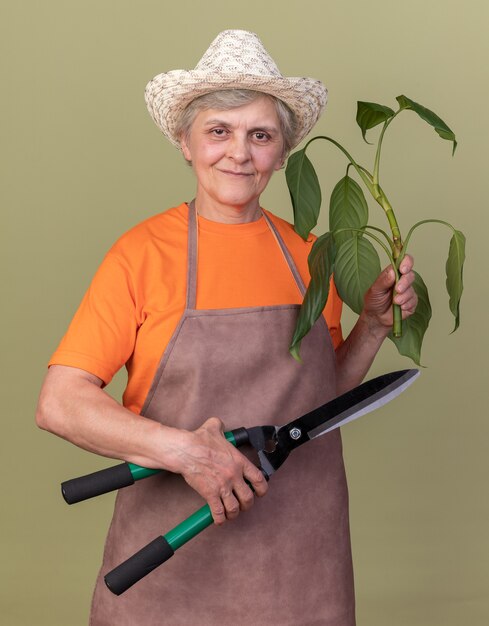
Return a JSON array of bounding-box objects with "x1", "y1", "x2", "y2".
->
[{"x1": 2, "y1": 1, "x2": 487, "y2": 624}]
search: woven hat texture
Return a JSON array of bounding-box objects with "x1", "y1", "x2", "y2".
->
[{"x1": 145, "y1": 30, "x2": 328, "y2": 149}]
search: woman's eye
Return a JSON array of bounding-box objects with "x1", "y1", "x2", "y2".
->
[
  {"x1": 253, "y1": 132, "x2": 269, "y2": 141},
  {"x1": 211, "y1": 128, "x2": 227, "y2": 137}
]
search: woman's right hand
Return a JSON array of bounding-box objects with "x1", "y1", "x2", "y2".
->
[
  {"x1": 36, "y1": 366, "x2": 267, "y2": 525},
  {"x1": 171, "y1": 417, "x2": 269, "y2": 525}
]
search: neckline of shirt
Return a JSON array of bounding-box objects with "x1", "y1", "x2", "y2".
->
[{"x1": 179, "y1": 203, "x2": 271, "y2": 236}]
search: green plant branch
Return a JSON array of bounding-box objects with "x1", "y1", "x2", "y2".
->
[
  {"x1": 364, "y1": 225, "x2": 395, "y2": 248},
  {"x1": 304, "y1": 136, "x2": 375, "y2": 195},
  {"x1": 357, "y1": 164, "x2": 374, "y2": 184},
  {"x1": 373, "y1": 109, "x2": 402, "y2": 186},
  {"x1": 346, "y1": 162, "x2": 374, "y2": 188},
  {"x1": 363, "y1": 109, "x2": 405, "y2": 259},
  {"x1": 372, "y1": 189, "x2": 403, "y2": 257},
  {"x1": 303, "y1": 135, "x2": 404, "y2": 253},
  {"x1": 287, "y1": 94, "x2": 461, "y2": 362},
  {"x1": 326, "y1": 114, "x2": 405, "y2": 334},
  {"x1": 403, "y1": 218, "x2": 459, "y2": 249},
  {"x1": 326, "y1": 125, "x2": 404, "y2": 329}
]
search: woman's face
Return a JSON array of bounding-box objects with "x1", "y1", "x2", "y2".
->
[{"x1": 180, "y1": 96, "x2": 285, "y2": 220}]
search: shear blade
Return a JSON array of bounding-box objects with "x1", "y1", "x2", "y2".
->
[{"x1": 303, "y1": 369, "x2": 419, "y2": 440}]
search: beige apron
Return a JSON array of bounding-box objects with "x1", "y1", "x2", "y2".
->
[{"x1": 90, "y1": 205, "x2": 355, "y2": 625}]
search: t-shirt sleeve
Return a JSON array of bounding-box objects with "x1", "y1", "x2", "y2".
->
[{"x1": 48, "y1": 251, "x2": 139, "y2": 385}]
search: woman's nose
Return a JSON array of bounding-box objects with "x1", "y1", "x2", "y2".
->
[{"x1": 227, "y1": 134, "x2": 250, "y2": 162}]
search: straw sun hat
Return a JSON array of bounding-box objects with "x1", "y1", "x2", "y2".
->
[{"x1": 145, "y1": 30, "x2": 328, "y2": 150}]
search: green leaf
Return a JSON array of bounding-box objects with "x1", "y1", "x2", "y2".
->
[
  {"x1": 403, "y1": 219, "x2": 466, "y2": 334},
  {"x1": 286, "y1": 148, "x2": 322, "y2": 240},
  {"x1": 446, "y1": 230, "x2": 466, "y2": 331},
  {"x1": 389, "y1": 271, "x2": 432, "y2": 366},
  {"x1": 396, "y1": 95, "x2": 457, "y2": 155},
  {"x1": 289, "y1": 232, "x2": 336, "y2": 360},
  {"x1": 334, "y1": 236, "x2": 381, "y2": 315},
  {"x1": 329, "y1": 175, "x2": 369, "y2": 247},
  {"x1": 356, "y1": 101, "x2": 395, "y2": 143}
]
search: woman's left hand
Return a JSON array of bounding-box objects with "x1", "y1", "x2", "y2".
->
[
  {"x1": 335, "y1": 255, "x2": 418, "y2": 395},
  {"x1": 361, "y1": 254, "x2": 418, "y2": 335}
]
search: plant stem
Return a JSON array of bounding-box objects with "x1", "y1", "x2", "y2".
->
[
  {"x1": 403, "y1": 218, "x2": 459, "y2": 249},
  {"x1": 304, "y1": 136, "x2": 375, "y2": 195},
  {"x1": 377, "y1": 191, "x2": 403, "y2": 337},
  {"x1": 378, "y1": 192, "x2": 402, "y2": 254},
  {"x1": 392, "y1": 300, "x2": 403, "y2": 337},
  {"x1": 371, "y1": 116, "x2": 404, "y2": 337},
  {"x1": 372, "y1": 111, "x2": 401, "y2": 186},
  {"x1": 364, "y1": 225, "x2": 394, "y2": 246}
]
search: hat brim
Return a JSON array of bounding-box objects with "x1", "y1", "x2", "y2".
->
[{"x1": 145, "y1": 70, "x2": 328, "y2": 149}]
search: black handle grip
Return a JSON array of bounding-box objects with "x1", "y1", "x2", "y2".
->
[
  {"x1": 230, "y1": 427, "x2": 250, "y2": 447},
  {"x1": 104, "y1": 536, "x2": 174, "y2": 595},
  {"x1": 61, "y1": 463, "x2": 134, "y2": 504}
]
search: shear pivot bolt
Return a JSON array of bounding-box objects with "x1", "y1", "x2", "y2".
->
[{"x1": 289, "y1": 427, "x2": 302, "y2": 440}]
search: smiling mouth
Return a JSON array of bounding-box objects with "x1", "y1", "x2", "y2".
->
[{"x1": 219, "y1": 169, "x2": 253, "y2": 177}]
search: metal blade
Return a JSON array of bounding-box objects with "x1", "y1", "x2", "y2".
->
[
  {"x1": 307, "y1": 368, "x2": 419, "y2": 439},
  {"x1": 281, "y1": 369, "x2": 419, "y2": 445},
  {"x1": 259, "y1": 369, "x2": 419, "y2": 477}
]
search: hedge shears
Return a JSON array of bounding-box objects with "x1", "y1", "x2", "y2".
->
[{"x1": 61, "y1": 368, "x2": 419, "y2": 595}]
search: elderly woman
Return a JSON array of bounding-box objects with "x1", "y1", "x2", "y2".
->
[{"x1": 36, "y1": 31, "x2": 416, "y2": 626}]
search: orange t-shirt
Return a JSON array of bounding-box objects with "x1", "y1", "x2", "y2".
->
[{"x1": 49, "y1": 203, "x2": 343, "y2": 414}]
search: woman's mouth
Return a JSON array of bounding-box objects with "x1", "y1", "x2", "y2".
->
[{"x1": 219, "y1": 169, "x2": 253, "y2": 177}]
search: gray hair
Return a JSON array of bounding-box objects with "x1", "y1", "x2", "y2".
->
[{"x1": 175, "y1": 89, "x2": 298, "y2": 160}]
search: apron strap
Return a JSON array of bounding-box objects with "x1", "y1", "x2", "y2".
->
[
  {"x1": 185, "y1": 202, "x2": 307, "y2": 309},
  {"x1": 186, "y1": 201, "x2": 198, "y2": 310},
  {"x1": 261, "y1": 211, "x2": 307, "y2": 298}
]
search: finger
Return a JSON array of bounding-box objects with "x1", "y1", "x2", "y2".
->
[
  {"x1": 243, "y1": 464, "x2": 268, "y2": 497},
  {"x1": 203, "y1": 416, "x2": 225, "y2": 435},
  {"x1": 232, "y1": 481, "x2": 255, "y2": 512},
  {"x1": 219, "y1": 489, "x2": 241, "y2": 520},
  {"x1": 208, "y1": 496, "x2": 227, "y2": 526},
  {"x1": 394, "y1": 286, "x2": 417, "y2": 307},
  {"x1": 394, "y1": 272, "x2": 413, "y2": 294},
  {"x1": 395, "y1": 271, "x2": 415, "y2": 294},
  {"x1": 375, "y1": 265, "x2": 396, "y2": 290},
  {"x1": 234, "y1": 480, "x2": 255, "y2": 511},
  {"x1": 400, "y1": 294, "x2": 418, "y2": 318},
  {"x1": 399, "y1": 254, "x2": 414, "y2": 274}
]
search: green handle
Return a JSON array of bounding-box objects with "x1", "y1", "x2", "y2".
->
[
  {"x1": 151, "y1": 430, "x2": 237, "y2": 548},
  {"x1": 127, "y1": 464, "x2": 162, "y2": 481},
  {"x1": 103, "y1": 505, "x2": 214, "y2": 596},
  {"x1": 131, "y1": 428, "x2": 250, "y2": 552},
  {"x1": 62, "y1": 431, "x2": 239, "y2": 504},
  {"x1": 165, "y1": 503, "x2": 213, "y2": 551},
  {"x1": 103, "y1": 428, "x2": 249, "y2": 595}
]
